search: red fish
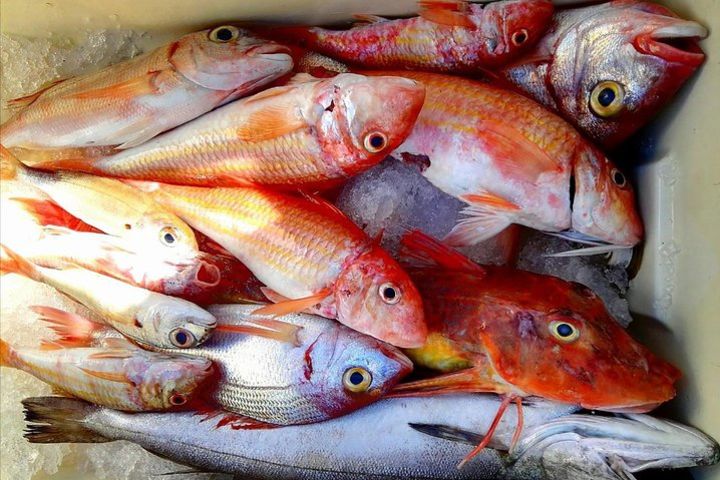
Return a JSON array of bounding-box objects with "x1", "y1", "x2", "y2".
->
[
  {"x1": 392, "y1": 231, "x2": 680, "y2": 466},
  {"x1": 256, "y1": 0, "x2": 554, "y2": 73}
]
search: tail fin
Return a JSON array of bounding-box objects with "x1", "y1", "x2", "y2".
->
[
  {"x1": 10, "y1": 198, "x2": 101, "y2": 233},
  {"x1": 399, "y1": 230, "x2": 485, "y2": 275},
  {"x1": 8, "y1": 145, "x2": 111, "y2": 171},
  {"x1": 0, "y1": 244, "x2": 42, "y2": 281},
  {"x1": 0, "y1": 144, "x2": 23, "y2": 180},
  {"x1": 22, "y1": 396, "x2": 109, "y2": 443},
  {"x1": 31, "y1": 306, "x2": 105, "y2": 348},
  {"x1": 0, "y1": 338, "x2": 17, "y2": 368}
]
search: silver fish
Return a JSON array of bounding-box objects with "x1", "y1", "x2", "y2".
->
[{"x1": 22, "y1": 395, "x2": 719, "y2": 479}]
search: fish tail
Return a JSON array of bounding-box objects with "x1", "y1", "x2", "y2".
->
[
  {"x1": 22, "y1": 396, "x2": 109, "y2": 444},
  {"x1": 0, "y1": 244, "x2": 42, "y2": 281},
  {"x1": 0, "y1": 338, "x2": 17, "y2": 368},
  {"x1": 0, "y1": 144, "x2": 24, "y2": 181},
  {"x1": 10, "y1": 198, "x2": 100, "y2": 233},
  {"x1": 30, "y1": 306, "x2": 104, "y2": 348}
]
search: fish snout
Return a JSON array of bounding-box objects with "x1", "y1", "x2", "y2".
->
[{"x1": 634, "y1": 19, "x2": 707, "y2": 66}]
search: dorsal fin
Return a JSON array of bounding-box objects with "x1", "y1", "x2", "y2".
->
[{"x1": 399, "y1": 230, "x2": 485, "y2": 275}]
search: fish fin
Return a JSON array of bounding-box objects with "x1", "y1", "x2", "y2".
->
[
  {"x1": 115, "y1": 122, "x2": 164, "y2": 149},
  {"x1": 443, "y1": 194, "x2": 517, "y2": 247},
  {"x1": 70, "y1": 71, "x2": 163, "y2": 101},
  {"x1": 5, "y1": 78, "x2": 66, "y2": 111},
  {"x1": 30, "y1": 305, "x2": 104, "y2": 348},
  {"x1": 22, "y1": 396, "x2": 109, "y2": 443},
  {"x1": 0, "y1": 144, "x2": 24, "y2": 180},
  {"x1": 216, "y1": 319, "x2": 302, "y2": 346},
  {"x1": 253, "y1": 288, "x2": 333, "y2": 317},
  {"x1": 389, "y1": 368, "x2": 500, "y2": 397},
  {"x1": 23, "y1": 156, "x2": 102, "y2": 175},
  {"x1": 399, "y1": 230, "x2": 485, "y2": 274},
  {"x1": 0, "y1": 338, "x2": 17, "y2": 368},
  {"x1": 409, "y1": 423, "x2": 484, "y2": 445},
  {"x1": 285, "y1": 73, "x2": 319, "y2": 85},
  {"x1": 50, "y1": 386, "x2": 76, "y2": 397},
  {"x1": 211, "y1": 411, "x2": 279, "y2": 430},
  {"x1": 418, "y1": 0, "x2": 475, "y2": 28},
  {"x1": 99, "y1": 337, "x2": 136, "y2": 349},
  {"x1": 10, "y1": 198, "x2": 101, "y2": 233},
  {"x1": 77, "y1": 367, "x2": 132, "y2": 385},
  {"x1": 457, "y1": 395, "x2": 521, "y2": 468},
  {"x1": 236, "y1": 92, "x2": 307, "y2": 142},
  {"x1": 39, "y1": 340, "x2": 65, "y2": 351},
  {"x1": 0, "y1": 244, "x2": 42, "y2": 281},
  {"x1": 352, "y1": 13, "x2": 389, "y2": 26},
  {"x1": 300, "y1": 192, "x2": 358, "y2": 229},
  {"x1": 86, "y1": 349, "x2": 134, "y2": 360}
]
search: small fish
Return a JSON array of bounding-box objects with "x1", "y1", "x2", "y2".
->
[
  {"x1": 0, "y1": 148, "x2": 199, "y2": 259},
  {"x1": 21, "y1": 395, "x2": 720, "y2": 479},
  {"x1": 498, "y1": 1, "x2": 708, "y2": 147},
  {"x1": 48, "y1": 304, "x2": 412, "y2": 425},
  {"x1": 392, "y1": 231, "x2": 680, "y2": 466},
  {"x1": 256, "y1": 0, "x2": 554, "y2": 73},
  {"x1": 0, "y1": 333, "x2": 212, "y2": 412},
  {"x1": 24, "y1": 73, "x2": 425, "y2": 190},
  {"x1": 130, "y1": 182, "x2": 427, "y2": 348},
  {"x1": 0, "y1": 245, "x2": 218, "y2": 349},
  {"x1": 1, "y1": 26, "x2": 293, "y2": 149}
]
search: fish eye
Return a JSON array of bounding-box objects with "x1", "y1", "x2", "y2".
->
[
  {"x1": 169, "y1": 392, "x2": 187, "y2": 406},
  {"x1": 209, "y1": 25, "x2": 240, "y2": 43},
  {"x1": 511, "y1": 29, "x2": 529, "y2": 46},
  {"x1": 170, "y1": 328, "x2": 197, "y2": 348},
  {"x1": 549, "y1": 321, "x2": 580, "y2": 343},
  {"x1": 590, "y1": 81, "x2": 625, "y2": 118},
  {"x1": 159, "y1": 226, "x2": 179, "y2": 247},
  {"x1": 343, "y1": 367, "x2": 372, "y2": 392},
  {"x1": 363, "y1": 132, "x2": 388, "y2": 153},
  {"x1": 378, "y1": 282, "x2": 401, "y2": 305},
  {"x1": 611, "y1": 168, "x2": 627, "y2": 188}
]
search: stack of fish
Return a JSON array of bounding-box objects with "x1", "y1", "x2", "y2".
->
[{"x1": 0, "y1": 2, "x2": 717, "y2": 478}]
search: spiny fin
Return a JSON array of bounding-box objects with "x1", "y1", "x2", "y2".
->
[
  {"x1": 216, "y1": 319, "x2": 302, "y2": 346},
  {"x1": 77, "y1": 366, "x2": 132, "y2": 385},
  {"x1": 10, "y1": 198, "x2": 99, "y2": 233},
  {"x1": 70, "y1": 71, "x2": 163, "y2": 101},
  {"x1": 418, "y1": 0, "x2": 476, "y2": 28},
  {"x1": 399, "y1": 230, "x2": 485, "y2": 274},
  {"x1": 443, "y1": 193, "x2": 517, "y2": 247},
  {"x1": 389, "y1": 368, "x2": 500, "y2": 398},
  {"x1": 252, "y1": 288, "x2": 332, "y2": 317},
  {"x1": 409, "y1": 423, "x2": 484, "y2": 445},
  {"x1": 0, "y1": 244, "x2": 42, "y2": 281},
  {"x1": 31, "y1": 305, "x2": 103, "y2": 348},
  {"x1": 6, "y1": 78, "x2": 66, "y2": 111},
  {"x1": 352, "y1": 13, "x2": 389, "y2": 26},
  {"x1": 300, "y1": 192, "x2": 357, "y2": 228},
  {"x1": 236, "y1": 92, "x2": 307, "y2": 142},
  {"x1": 22, "y1": 396, "x2": 109, "y2": 443},
  {"x1": 212, "y1": 411, "x2": 278, "y2": 430}
]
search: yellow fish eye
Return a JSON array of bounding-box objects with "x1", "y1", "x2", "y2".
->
[
  {"x1": 590, "y1": 81, "x2": 625, "y2": 118},
  {"x1": 363, "y1": 132, "x2": 388, "y2": 153},
  {"x1": 378, "y1": 282, "x2": 401, "y2": 305},
  {"x1": 209, "y1": 25, "x2": 240, "y2": 43},
  {"x1": 343, "y1": 367, "x2": 372, "y2": 392},
  {"x1": 159, "y1": 226, "x2": 179, "y2": 247},
  {"x1": 170, "y1": 328, "x2": 197, "y2": 348},
  {"x1": 549, "y1": 321, "x2": 580, "y2": 343}
]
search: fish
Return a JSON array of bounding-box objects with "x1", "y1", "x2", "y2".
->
[
  {"x1": 255, "y1": 0, "x2": 554, "y2": 73},
  {"x1": 498, "y1": 1, "x2": 708, "y2": 148},
  {"x1": 0, "y1": 333, "x2": 212, "y2": 412},
  {"x1": 0, "y1": 148, "x2": 199, "y2": 259},
  {"x1": 44, "y1": 304, "x2": 412, "y2": 426},
  {"x1": 21, "y1": 394, "x2": 720, "y2": 479},
  {"x1": 128, "y1": 182, "x2": 427, "y2": 348},
  {"x1": 0, "y1": 26, "x2": 293, "y2": 150},
  {"x1": 377, "y1": 70, "x2": 643, "y2": 252},
  {"x1": 24, "y1": 73, "x2": 426, "y2": 190},
  {"x1": 392, "y1": 231, "x2": 680, "y2": 465},
  {"x1": 0, "y1": 245, "x2": 218, "y2": 349}
]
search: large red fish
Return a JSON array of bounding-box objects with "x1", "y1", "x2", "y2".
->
[
  {"x1": 256, "y1": 0, "x2": 554, "y2": 73},
  {"x1": 392, "y1": 231, "x2": 680, "y2": 466},
  {"x1": 498, "y1": 1, "x2": 707, "y2": 147}
]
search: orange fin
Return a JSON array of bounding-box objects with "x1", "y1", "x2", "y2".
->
[
  {"x1": 300, "y1": 192, "x2": 359, "y2": 230},
  {"x1": 77, "y1": 366, "x2": 132, "y2": 385},
  {"x1": 10, "y1": 198, "x2": 101, "y2": 233},
  {"x1": 443, "y1": 193, "x2": 517, "y2": 247},
  {"x1": 25, "y1": 156, "x2": 102, "y2": 175},
  {"x1": 389, "y1": 368, "x2": 500, "y2": 398},
  {"x1": 71, "y1": 71, "x2": 163, "y2": 101},
  {"x1": 0, "y1": 338, "x2": 16, "y2": 367},
  {"x1": 418, "y1": 0, "x2": 475, "y2": 28},
  {"x1": 196, "y1": 409, "x2": 279, "y2": 430},
  {"x1": 216, "y1": 319, "x2": 302, "y2": 346},
  {"x1": 236, "y1": 87, "x2": 307, "y2": 142},
  {"x1": 399, "y1": 230, "x2": 485, "y2": 274},
  {"x1": 457, "y1": 395, "x2": 522, "y2": 468},
  {"x1": 352, "y1": 13, "x2": 389, "y2": 26},
  {"x1": 0, "y1": 145, "x2": 23, "y2": 180},
  {"x1": 0, "y1": 244, "x2": 42, "y2": 281},
  {"x1": 98, "y1": 337, "x2": 136, "y2": 349},
  {"x1": 31, "y1": 305, "x2": 103, "y2": 348},
  {"x1": 50, "y1": 385, "x2": 76, "y2": 397},
  {"x1": 6, "y1": 78, "x2": 66, "y2": 110},
  {"x1": 253, "y1": 288, "x2": 332, "y2": 317}
]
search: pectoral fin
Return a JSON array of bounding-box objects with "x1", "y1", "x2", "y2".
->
[
  {"x1": 253, "y1": 288, "x2": 332, "y2": 317},
  {"x1": 418, "y1": 0, "x2": 475, "y2": 28},
  {"x1": 443, "y1": 193, "x2": 518, "y2": 246}
]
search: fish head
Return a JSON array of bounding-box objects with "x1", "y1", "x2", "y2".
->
[
  {"x1": 544, "y1": 1, "x2": 707, "y2": 146},
  {"x1": 137, "y1": 354, "x2": 214, "y2": 410},
  {"x1": 477, "y1": 273, "x2": 679, "y2": 411},
  {"x1": 478, "y1": 0, "x2": 554, "y2": 63},
  {"x1": 570, "y1": 146, "x2": 643, "y2": 246},
  {"x1": 171, "y1": 26, "x2": 293, "y2": 91},
  {"x1": 509, "y1": 413, "x2": 720, "y2": 480},
  {"x1": 314, "y1": 73, "x2": 425, "y2": 171},
  {"x1": 140, "y1": 301, "x2": 218, "y2": 349},
  {"x1": 334, "y1": 245, "x2": 427, "y2": 348},
  {"x1": 304, "y1": 326, "x2": 413, "y2": 417}
]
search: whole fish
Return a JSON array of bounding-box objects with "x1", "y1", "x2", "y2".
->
[
  {"x1": 499, "y1": 1, "x2": 708, "y2": 147},
  {"x1": 21, "y1": 394, "x2": 720, "y2": 479},
  {"x1": 47, "y1": 304, "x2": 412, "y2": 425},
  {"x1": 256, "y1": 0, "x2": 554, "y2": 73},
  {"x1": 0, "y1": 26, "x2": 293, "y2": 149},
  {"x1": 0, "y1": 246, "x2": 217, "y2": 349},
  {"x1": 130, "y1": 182, "x2": 427, "y2": 348},
  {"x1": 0, "y1": 332, "x2": 212, "y2": 412},
  {"x1": 393, "y1": 231, "x2": 680, "y2": 465},
  {"x1": 0, "y1": 149, "x2": 199, "y2": 259},
  {"x1": 26, "y1": 73, "x2": 425, "y2": 190},
  {"x1": 378, "y1": 70, "x2": 643, "y2": 251}
]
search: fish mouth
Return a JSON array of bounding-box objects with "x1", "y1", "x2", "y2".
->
[
  {"x1": 247, "y1": 43, "x2": 292, "y2": 58},
  {"x1": 634, "y1": 21, "x2": 707, "y2": 66},
  {"x1": 543, "y1": 230, "x2": 633, "y2": 258}
]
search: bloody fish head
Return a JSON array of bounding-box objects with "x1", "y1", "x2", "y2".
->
[
  {"x1": 137, "y1": 354, "x2": 214, "y2": 410},
  {"x1": 570, "y1": 146, "x2": 643, "y2": 246},
  {"x1": 478, "y1": 0, "x2": 554, "y2": 64},
  {"x1": 334, "y1": 245, "x2": 427, "y2": 349},
  {"x1": 171, "y1": 26, "x2": 293, "y2": 91},
  {"x1": 313, "y1": 73, "x2": 425, "y2": 175},
  {"x1": 541, "y1": 1, "x2": 707, "y2": 147}
]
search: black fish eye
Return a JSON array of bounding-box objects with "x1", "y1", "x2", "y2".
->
[
  {"x1": 590, "y1": 81, "x2": 625, "y2": 118},
  {"x1": 598, "y1": 88, "x2": 616, "y2": 107},
  {"x1": 170, "y1": 328, "x2": 195, "y2": 348},
  {"x1": 378, "y1": 282, "x2": 401, "y2": 304},
  {"x1": 209, "y1": 25, "x2": 239, "y2": 43},
  {"x1": 349, "y1": 371, "x2": 364, "y2": 385},
  {"x1": 556, "y1": 323, "x2": 574, "y2": 337},
  {"x1": 511, "y1": 29, "x2": 528, "y2": 46},
  {"x1": 611, "y1": 168, "x2": 627, "y2": 187},
  {"x1": 160, "y1": 227, "x2": 178, "y2": 247},
  {"x1": 343, "y1": 367, "x2": 372, "y2": 392},
  {"x1": 363, "y1": 132, "x2": 388, "y2": 153},
  {"x1": 549, "y1": 320, "x2": 580, "y2": 342},
  {"x1": 216, "y1": 28, "x2": 233, "y2": 41}
]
